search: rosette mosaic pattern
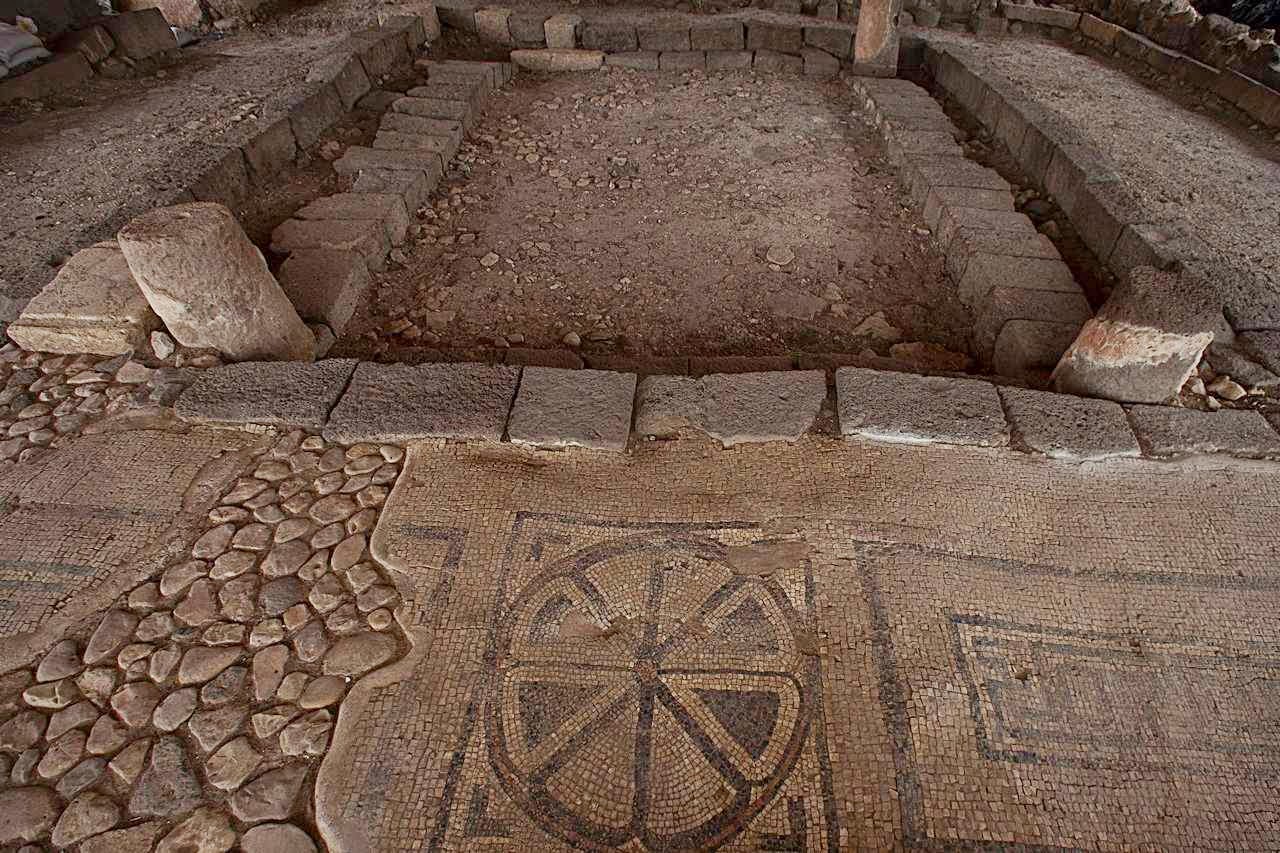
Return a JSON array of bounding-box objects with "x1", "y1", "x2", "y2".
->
[{"x1": 0, "y1": 429, "x2": 408, "y2": 851}]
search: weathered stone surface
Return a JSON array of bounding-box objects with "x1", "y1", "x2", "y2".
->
[
  {"x1": 101, "y1": 8, "x2": 174, "y2": 58},
  {"x1": 747, "y1": 21, "x2": 802, "y2": 53},
  {"x1": 178, "y1": 647, "x2": 241, "y2": 685},
  {"x1": 705, "y1": 49, "x2": 753, "y2": 70},
  {"x1": 24, "y1": 676, "x2": 80, "y2": 710},
  {"x1": 639, "y1": 23, "x2": 691, "y2": 51},
  {"x1": 207, "y1": 736, "x2": 262, "y2": 790},
  {"x1": 0, "y1": 710, "x2": 46, "y2": 751},
  {"x1": 108, "y1": 738, "x2": 150, "y2": 785},
  {"x1": 307, "y1": 54, "x2": 373, "y2": 111},
  {"x1": 129, "y1": 736, "x2": 201, "y2": 818},
  {"x1": 0, "y1": 787, "x2": 60, "y2": 845},
  {"x1": 118, "y1": 203, "x2": 315, "y2": 362},
  {"x1": 86, "y1": 714, "x2": 127, "y2": 755},
  {"x1": 294, "y1": 193, "x2": 411, "y2": 246},
  {"x1": 634, "y1": 371, "x2": 826, "y2": 447},
  {"x1": 836, "y1": 367, "x2": 1009, "y2": 447},
  {"x1": 691, "y1": 19, "x2": 743, "y2": 50},
  {"x1": 111, "y1": 682, "x2": 163, "y2": 728},
  {"x1": 510, "y1": 49, "x2": 604, "y2": 72},
  {"x1": 802, "y1": 47, "x2": 840, "y2": 78},
  {"x1": 241, "y1": 822, "x2": 318, "y2": 853},
  {"x1": 508, "y1": 367, "x2": 636, "y2": 451},
  {"x1": 804, "y1": 23, "x2": 853, "y2": 58},
  {"x1": 1129, "y1": 406, "x2": 1280, "y2": 457},
  {"x1": 324, "y1": 631, "x2": 398, "y2": 676},
  {"x1": 972, "y1": 287, "x2": 1092, "y2": 364},
  {"x1": 995, "y1": 319, "x2": 1082, "y2": 379},
  {"x1": 607, "y1": 50, "x2": 659, "y2": 69},
  {"x1": 544, "y1": 13, "x2": 582, "y2": 48},
  {"x1": 1053, "y1": 267, "x2": 1222, "y2": 404},
  {"x1": 271, "y1": 217, "x2": 391, "y2": 272},
  {"x1": 80, "y1": 821, "x2": 163, "y2": 853},
  {"x1": 999, "y1": 387, "x2": 1140, "y2": 461},
  {"x1": 51, "y1": 791, "x2": 120, "y2": 847},
  {"x1": 55, "y1": 756, "x2": 106, "y2": 798},
  {"x1": 7, "y1": 244, "x2": 161, "y2": 356},
  {"x1": 230, "y1": 762, "x2": 309, "y2": 823},
  {"x1": 175, "y1": 360, "x2": 357, "y2": 429},
  {"x1": 47, "y1": 700, "x2": 97, "y2": 740},
  {"x1": 155, "y1": 806, "x2": 235, "y2": 853},
  {"x1": 38, "y1": 729, "x2": 86, "y2": 778},
  {"x1": 659, "y1": 50, "x2": 705, "y2": 71},
  {"x1": 325, "y1": 361, "x2": 520, "y2": 443},
  {"x1": 288, "y1": 83, "x2": 345, "y2": 150},
  {"x1": 299, "y1": 674, "x2": 346, "y2": 708},
  {"x1": 37, "y1": 639, "x2": 82, "y2": 683},
  {"x1": 152, "y1": 687, "x2": 198, "y2": 731},
  {"x1": 853, "y1": 0, "x2": 903, "y2": 75},
  {"x1": 280, "y1": 709, "x2": 331, "y2": 756},
  {"x1": 583, "y1": 21, "x2": 637, "y2": 51},
  {"x1": 754, "y1": 50, "x2": 803, "y2": 73}
]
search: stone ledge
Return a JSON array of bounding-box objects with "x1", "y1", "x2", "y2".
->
[
  {"x1": 323, "y1": 361, "x2": 521, "y2": 443},
  {"x1": 836, "y1": 366, "x2": 1009, "y2": 447},
  {"x1": 507, "y1": 367, "x2": 637, "y2": 451},
  {"x1": 634, "y1": 371, "x2": 826, "y2": 447},
  {"x1": 175, "y1": 359, "x2": 358, "y2": 430}
]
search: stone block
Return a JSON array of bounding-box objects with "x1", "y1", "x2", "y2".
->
[
  {"x1": 423, "y1": 58, "x2": 509, "y2": 87},
  {"x1": 507, "y1": 367, "x2": 637, "y2": 451},
  {"x1": 435, "y1": 0, "x2": 479, "y2": 31},
  {"x1": 804, "y1": 23, "x2": 853, "y2": 58},
  {"x1": 324, "y1": 362, "x2": 521, "y2": 443},
  {"x1": 378, "y1": 9, "x2": 430, "y2": 46},
  {"x1": 936, "y1": 207, "x2": 1034, "y2": 252},
  {"x1": 660, "y1": 51, "x2": 705, "y2": 71},
  {"x1": 1053, "y1": 266, "x2": 1220, "y2": 404},
  {"x1": 958, "y1": 254, "x2": 1079, "y2": 307},
  {"x1": 360, "y1": 90, "x2": 402, "y2": 113},
  {"x1": 7, "y1": 245, "x2": 161, "y2": 356},
  {"x1": 544, "y1": 14, "x2": 582, "y2": 49},
  {"x1": 287, "y1": 84, "x2": 344, "y2": 150},
  {"x1": 120, "y1": 0, "x2": 203, "y2": 28},
  {"x1": 836, "y1": 367, "x2": 1008, "y2": 446},
  {"x1": 994, "y1": 319, "x2": 1080, "y2": 379},
  {"x1": 101, "y1": 9, "x2": 174, "y2": 59},
  {"x1": 474, "y1": 7, "x2": 512, "y2": 45},
  {"x1": 582, "y1": 22, "x2": 638, "y2": 52},
  {"x1": 175, "y1": 360, "x2": 357, "y2": 429},
  {"x1": 853, "y1": 0, "x2": 903, "y2": 75},
  {"x1": 747, "y1": 21, "x2": 803, "y2": 53},
  {"x1": 348, "y1": 28, "x2": 411, "y2": 82},
  {"x1": 0, "y1": 53, "x2": 91, "y2": 104},
  {"x1": 294, "y1": 193, "x2": 410, "y2": 247},
  {"x1": 373, "y1": 131, "x2": 456, "y2": 170},
  {"x1": 63, "y1": 25, "x2": 115, "y2": 64},
  {"x1": 1128, "y1": 405, "x2": 1280, "y2": 458},
  {"x1": 706, "y1": 50, "x2": 754, "y2": 70},
  {"x1": 903, "y1": 157, "x2": 1010, "y2": 207},
  {"x1": 335, "y1": 145, "x2": 448, "y2": 180},
  {"x1": 380, "y1": 111, "x2": 464, "y2": 150},
  {"x1": 351, "y1": 166, "x2": 439, "y2": 212},
  {"x1": 945, "y1": 230, "x2": 1060, "y2": 284},
  {"x1": 276, "y1": 249, "x2": 369, "y2": 334},
  {"x1": 802, "y1": 47, "x2": 840, "y2": 78},
  {"x1": 270, "y1": 218, "x2": 391, "y2": 271},
  {"x1": 407, "y1": 79, "x2": 486, "y2": 106},
  {"x1": 1234, "y1": 78, "x2": 1280, "y2": 130},
  {"x1": 1002, "y1": 3, "x2": 1079, "y2": 28},
  {"x1": 1078, "y1": 13, "x2": 1121, "y2": 47},
  {"x1": 508, "y1": 11, "x2": 549, "y2": 46},
  {"x1": 510, "y1": 49, "x2": 604, "y2": 72},
  {"x1": 972, "y1": 286, "x2": 1091, "y2": 363},
  {"x1": 241, "y1": 117, "x2": 297, "y2": 184},
  {"x1": 754, "y1": 50, "x2": 803, "y2": 73},
  {"x1": 119, "y1": 203, "x2": 314, "y2": 362},
  {"x1": 1043, "y1": 143, "x2": 1120, "y2": 220},
  {"x1": 639, "y1": 24, "x2": 691, "y2": 52},
  {"x1": 306, "y1": 56, "x2": 372, "y2": 111},
  {"x1": 634, "y1": 371, "x2": 826, "y2": 447},
  {"x1": 921, "y1": 185, "x2": 1013, "y2": 232},
  {"x1": 998, "y1": 386, "x2": 1139, "y2": 461},
  {"x1": 188, "y1": 146, "x2": 251, "y2": 209},
  {"x1": 691, "y1": 19, "x2": 744, "y2": 51},
  {"x1": 391, "y1": 95, "x2": 473, "y2": 128},
  {"x1": 607, "y1": 51, "x2": 660, "y2": 70}
]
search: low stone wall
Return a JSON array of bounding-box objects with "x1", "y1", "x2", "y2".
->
[{"x1": 176, "y1": 358, "x2": 1280, "y2": 462}]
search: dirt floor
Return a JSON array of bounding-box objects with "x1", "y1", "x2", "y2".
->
[{"x1": 333, "y1": 68, "x2": 971, "y2": 361}]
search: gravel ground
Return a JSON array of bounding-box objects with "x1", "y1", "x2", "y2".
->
[
  {"x1": 931, "y1": 32, "x2": 1280, "y2": 329},
  {"x1": 336, "y1": 68, "x2": 970, "y2": 360}
]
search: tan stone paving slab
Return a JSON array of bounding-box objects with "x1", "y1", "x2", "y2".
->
[
  {"x1": 323, "y1": 361, "x2": 521, "y2": 444},
  {"x1": 174, "y1": 360, "x2": 358, "y2": 430},
  {"x1": 507, "y1": 367, "x2": 637, "y2": 452},
  {"x1": 634, "y1": 370, "x2": 826, "y2": 447},
  {"x1": 836, "y1": 366, "x2": 1008, "y2": 447},
  {"x1": 1129, "y1": 404, "x2": 1280, "y2": 458},
  {"x1": 998, "y1": 385, "x2": 1140, "y2": 461}
]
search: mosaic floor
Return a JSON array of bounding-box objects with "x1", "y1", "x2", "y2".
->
[{"x1": 320, "y1": 436, "x2": 1280, "y2": 852}]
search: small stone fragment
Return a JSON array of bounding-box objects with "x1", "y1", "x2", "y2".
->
[
  {"x1": 129, "y1": 736, "x2": 202, "y2": 818},
  {"x1": 37, "y1": 639, "x2": 83, "y2": 682},
  {"x1": 206, "y1": 736, "x2": 262, "y2": 790},
  {"x1": 230, "y1": 762, "x2": 309, "y2": 823},
  {"x1": 111, "y1": 681, "x2": 163, "y2": 727},
  {"x1": 323, "y1": 631, "x2": 397, "y2": 676},
  {"x1": 52, "y1": 791, "x2": 119, "y2": 847},
  {"x1": 152, "y1": 688, "x2": 198, "y2": 731},
  {"x1": 155, "y1": 806, "x2": 236, "y2": 853}
]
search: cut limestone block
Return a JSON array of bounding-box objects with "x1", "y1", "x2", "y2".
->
[
  {"x1": 1128, "y1": 405, "x2": 1280, "y2": 458},
  {"x1": 747, "y1": 21, "x2": 803, "y2": 53},
  {"x1": 334, "y1": 146, "x2": 449, "y2": 181},
  {"x1": 691, "y1": 19, "x2": 744, "y2": 50},
  {"x1": 0, "y1": 53, "x2": 91, "y2": 104},
  {"x1": 544, "y1": 14, "x2": 582, "y2": 49},
  {"x1": 372, "y1": 131, "x2": 457, "y2": 169},
  {"x1": 582, "y1": 22, "x2": 638, "y2": 52},
  {"x1": 998, "y1": 386, "x2": 1139, "y2": 461},
  {"x1": 852, "y1": 0, "x2": 903, "y2": 75},
  {"x1": 638, "y1": 24, "x2": 691, "y2": 52},
  {"x1": 608, "y1": 51, "x2": 660, "y2": 70},
  {"x1": 419, "y1": 59, "x2": 509, "y2": 88},
  {"x1": 389, "y1": 96, "x2": 473, "y2": 128},
  {"x1": 659, "y1": 51, "x2": 705, "y2": 71},
  {"x1": 836, "y1": 367, "x2": 1008, "y2": 446},
  {"x1": 903, "y1": 157, "x2": 1009, "y2": 207},
  {"x1": 510, "y1": 49, "x2": 604, "y2": 72},
  {"x1": 633, "y1": 371, "x2": 825, "y2": 447},
  {"x1": 972, "y1": 286, "x2": 1092, "y2": 364},
  {"x1": 188, "y1": 146, "x2": 251, "y2": 209},
  {"x1": 706, "y1": 50, "x2": 753, "y2": 70},
  {"x1": 509, "y1": 11, "x2": 550, "y2": 46},
  {"x1": 475, "y1": 7, "x2": 513, "y2": 44},
  {"x1": 306, "y1": 55, "x2": 372, "y2": 111},
  {"x1": 804, "y1": 23, "x2": 853, "y2": 58},
  {"x1": 379, "y1": 112, "x2": 464, "y2": 148},
  {"x1": 935, "y1": 208, "x2": 1035, "y2": 253},
  {"x1": 287, "y1": 84, "x2": 345, "y2": 150},
  {"x1": 406, "y1": 81, "x2": 486, "y2": 108},
  {"x1": 293, "y1": 193, "x2": 410, "y2": 246},
  {"x1": 7, "y1": 244, "x2": 162, "y2": 356},
  {"x1": 101, "y1": 9, "x2": 175, "y2": 59},
  {"x1": 922, "y1": 186, "x2": 1013, "y2": 232},
  {"x1": 946, "y1": 230, "x2": 1060, "y2": 283},
  {"x1": 802, "y1": 47, "x2": 840, "y2": 78},
  {"x1": 276, "y1": 249, "x2": 370, "y2": 335},
  {"x1": 240, "y1": 117, "x2": 297, "y2": 183},
  {"x1": 270, "y1": 219, "x2": 391, "y2": 272},
  {"x1": 175, "y1": 360, "x2": 357, "y2": 429},
  {"x1": 118, "y1": 204, "x2": 315, "y2": 361},
  {"x1": 755, "y1": 50, "x2": 803, "y2": 73},
  {"x1": 507, "y1": 367, "x2": 637, "y2": 451},
  {"x1": 351, "y1": 167, "x2": 439, "y2": 213},
  {"x1": 958, "y1": 254, "x2": 1080, "y2": 308},
  {"x1": 994, "y1": 319, "x2": 1083, "y2": 380},
  {"x1": 1053, "y1": 266, "x2": 1223, "y2": 404},
  {"x1": 324, "y1": 362, "x2": 521, "y2": 443}
]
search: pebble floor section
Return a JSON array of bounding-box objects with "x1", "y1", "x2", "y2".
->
[
  {"x1": 0, "y1": 429, "x2": 410, "y2": 851},
  {"x1": 320, "y1": 436, "x2": 1280, "y2": 852}
]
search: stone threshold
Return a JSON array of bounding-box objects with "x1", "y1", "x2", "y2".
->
[{"x1": 175, "y1": 358, "x2": 1280, "y2": 462}]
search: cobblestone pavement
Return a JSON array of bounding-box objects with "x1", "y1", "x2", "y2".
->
[{"x1": 320, "y1": 436, "x2": 1280, "y2": 851}]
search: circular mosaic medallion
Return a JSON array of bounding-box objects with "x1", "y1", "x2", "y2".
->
[{"x1": 487, "y1": 534, "x2": 818, "y2": 851}]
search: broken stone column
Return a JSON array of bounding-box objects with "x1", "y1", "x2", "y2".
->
[
  {"x1": 1052, "y1": 266, "x2": 1227, "y2": 404},
  {"x1": 117, "y1": 203, "x2": 315, "y2": 362},
  {"x1": 853, "y1": 0, "x2": 904, "y2": 77}
]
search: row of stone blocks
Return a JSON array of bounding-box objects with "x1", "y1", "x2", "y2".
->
[
  {"x1": 850, "y1": 76, "x2": 1090, "y2": 380},
  {"x1": 175, "y1": 359, "x2": 1280, "y2": 461},
  {"x1": 267, "y1": 61, "x2": 512, "y2": 342}
]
